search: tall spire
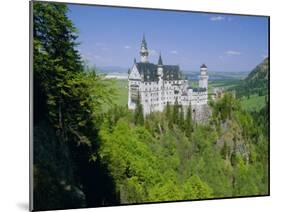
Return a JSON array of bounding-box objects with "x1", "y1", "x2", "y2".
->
[
  {"x1": 141, "y1": 33, "x2": 147, "y2": 49},
  {"x1": 158, "y1": 53, "x2": 163, "y2": 66},
  {"x1": 157, "y1": 53, "x2": 163, "y2": 77},
  {"x1": 140, "y1": 34, "x2": 149, "y2": 63}
]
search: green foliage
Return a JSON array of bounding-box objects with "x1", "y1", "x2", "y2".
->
[
  {"x1": 99, "y1": 119, "x2": 159, "y2": 203},
  {"x1": 165, "y1": 102, "x2": 173, "y2": 128},
  {"x1": 233, "y1": 156, "x2": 260, "y2": 196},
  {"x1": 240, "y1": 94, "x2": 266, "y2": 112},
  {"x1": 233, "y1": 57, "x2": 268, "y2": 100},
  {"x1": 173, "y1": 98, "x2": 180, "y2": 124},
  {"x1": 33, "y1": 2, "x2": 116, "y2": 210},
  {"x1": 33, "y1": 2, "x2": 113, "y2": 141},
  {"x1": 98, "y1": 92, "x2": 268, "y2": 203},
  {"x1": 134, "y1": 92, "x2": 144, "y2": 125},
  {"x1": 183, "y1": 176, "x2": 213, "y2": 199},
  {"x1": 184, "y1": 104, "x2": 193, "y2": 137},
  {"x1": 211, "y1": 93, "x2": 240, "y2": 122}
]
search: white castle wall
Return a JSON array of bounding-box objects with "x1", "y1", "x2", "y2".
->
[
  {"x1": 128, "y1": 37, "x2": 209, "y2": 118},
  {"x1": 128, "y1": 73, "x2": 208, "y2": 116}
]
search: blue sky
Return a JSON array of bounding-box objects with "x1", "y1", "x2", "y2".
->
[{"x1": 67, "y1": 4, "x2": 268, "y2": 72}]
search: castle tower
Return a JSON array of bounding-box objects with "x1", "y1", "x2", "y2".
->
[
  {"x1": 140, "y1": 34, "x2": 149, "y2": 63},
  {"x1": 157, "y1": 53, "x2": 163, "y2": 77},
  {"x1": 157, "y1": 54, "x2": 164, "y2": 111},
  {"x1": 199, "y1": 64, "x2": 208, "y2": 89}
]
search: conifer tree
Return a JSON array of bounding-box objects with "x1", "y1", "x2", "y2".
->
[
  {"x1": 179, "y1": 106, "x2": 185, "y2": 129},
  {"x1": 185, "y1": 103, "x2": 192, "y2": 137},
  {"x1": 33, "y1": 2, "x2": 115, "y2": 209},
  {"x1": 166, "y1": 102, "x2": 173, "y2": 128},
  {"x1": 134, "y1": 91, "x2": 144, "y2": 125},
  {"x1": 166, "y1": 102, "x2": 171, "y2": 119},
  {"x1": 173, "y1": 98, "x2": 179, "y2": 125}
]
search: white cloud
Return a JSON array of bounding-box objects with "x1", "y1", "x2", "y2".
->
[
  {"x1": 210, "y1": 16, "x2": 225, "y2": 21},
  {"x1": 225, "y1": 50, "x2": 241, "y2": 56},
  {"x1": 95, "y1": 42, "x2": 105, "y2": 46},
  {"x1": 124, "y1": 45, "x2": 131, "y2": 49},
  {"x1": 170, "y1": 50, "x2": 178, "y2": 54}
]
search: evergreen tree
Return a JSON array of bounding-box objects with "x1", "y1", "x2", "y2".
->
[
  {"x1": 33, "y1": 2, "x2": 116, "y2": 209},
  {"x1": 166, "y1": 102, "x2": 171, "y2": 119},
  {"x1": 173, "y1": 98, "x2": 179, "y2": 125},
  {"x1": 166, "y1": 102, "x2": 173, "y2": 129},
  {"x1": 134, "y1": 91, "x2": 144, "y2": 125},
  {"x1": 179, "y1": 106, "x2": 185, "y2": 129},
  {"x1": 185, "y1": 104, "x2": 192, "y2": 137}
]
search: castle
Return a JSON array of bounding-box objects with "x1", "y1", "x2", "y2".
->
[{"x1": 128, "y1": 36, "x2": 209, "y2": 120}]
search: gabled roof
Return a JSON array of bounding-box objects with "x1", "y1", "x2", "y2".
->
[
  {"x1": 136, "y1": 62, "x2": 158, "y2": 81},
  {"x1": 163, "y1": 65, "x2": 181, "y2": 81}
]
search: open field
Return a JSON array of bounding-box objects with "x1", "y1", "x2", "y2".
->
[
  {"x1": 209, "y1": 80, "x2": 241, "y2": 90},
  {"x1": 108, "y1": 79, "x2": 128, "y2": 107},
  {"x1": 189, "y1": 79, "x2": 242, "y2": 93},
  {"x1": 239, "y1": 94, "x2": 267, "y2": 112}
]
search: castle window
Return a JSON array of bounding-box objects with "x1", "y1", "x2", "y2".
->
[{"x1": 130, "y1": 84, "x2": 139, "y2": 103}]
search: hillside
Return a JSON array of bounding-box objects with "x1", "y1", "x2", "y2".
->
[
  {"x1": 245, "y1": 57, "x2": 269, "y2": 82},
  {"x1": 234, "y1": 58, "x2": 269, "y2": 98}
]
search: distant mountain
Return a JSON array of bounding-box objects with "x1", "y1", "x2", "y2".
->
[
  {"x1": 234, "y1": 57, "x2": 269, "y2": 97},
  {"x1": 245, "y1": 57, "x2": 269, "y2": 82}
]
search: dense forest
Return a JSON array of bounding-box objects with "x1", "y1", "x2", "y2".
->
[{"x1": 32, "y1": 2, "x2": 269, "y2": 211}]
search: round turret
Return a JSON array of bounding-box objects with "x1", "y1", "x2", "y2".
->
[{"x1": 199, "y1": 64, "x2": 208, "y2": 89}]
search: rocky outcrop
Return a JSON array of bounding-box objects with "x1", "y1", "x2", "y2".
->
[{"x1": 216, "y1": 119, "x2": 249, "y2": 163}]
